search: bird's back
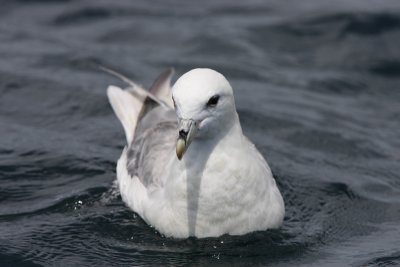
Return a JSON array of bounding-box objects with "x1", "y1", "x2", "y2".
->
[{"x1": 107, "y1": 68, "x2": 177, "y2": 189}]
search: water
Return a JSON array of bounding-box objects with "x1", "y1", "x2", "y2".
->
[{"x1": 1, "y1": 0, "x2": 400, "y2": 266}]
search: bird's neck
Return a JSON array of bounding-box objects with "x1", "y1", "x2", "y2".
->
[{"x1": 183, "y1": 112, "x2": 243, "y2": 167}]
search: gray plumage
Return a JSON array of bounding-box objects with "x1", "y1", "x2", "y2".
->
[
  {"x1": 126, "y1": 106, "x2": 177, "y2": 187},
  {"x1": 126, "y1": 69, "x2": 177, "y2": 187}
]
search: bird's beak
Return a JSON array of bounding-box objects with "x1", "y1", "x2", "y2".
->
[{"x1": 176, "y1": 119, "x2": 198, "y2": 160}]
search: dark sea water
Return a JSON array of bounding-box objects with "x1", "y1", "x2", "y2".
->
[{"x1": 1, "y1": 0, "x2": 400, "y2": 266}]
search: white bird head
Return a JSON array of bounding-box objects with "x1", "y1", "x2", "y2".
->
[{"x1": 172, "y1": 68, "x2": 237, "y2": 160}]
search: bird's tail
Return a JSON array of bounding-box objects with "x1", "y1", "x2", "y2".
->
[{"x1": 105, "y1": 67, "x2": 174, "y2": 144}]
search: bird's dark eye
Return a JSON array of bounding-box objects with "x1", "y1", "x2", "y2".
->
[{"x1": 206, "y1": 95, "x2": 220, "y2": 107}]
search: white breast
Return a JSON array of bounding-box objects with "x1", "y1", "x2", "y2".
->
[{"x1": 140, "y1": 134, "x2": 285, "y2": 238}]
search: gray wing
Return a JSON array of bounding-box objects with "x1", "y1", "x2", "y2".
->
[{"x1": 126, "y1": 105, "x2": 177, "y2": 188}]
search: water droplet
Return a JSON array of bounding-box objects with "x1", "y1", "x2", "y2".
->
[{"x1": 212, "y1": 253, "x2": 220, "y2": 260}]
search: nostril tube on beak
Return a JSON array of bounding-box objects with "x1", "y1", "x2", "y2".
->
[
  {"x1": 176, "y1": 119, "x2": 198, "y2": 160},
  {"x1": 179, "y1": 130, "x2": 188, "y2": 139}
]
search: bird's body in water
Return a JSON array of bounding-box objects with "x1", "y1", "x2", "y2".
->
[{"x1": 107, "y1": 68, "x2": 285, "y2": 238}]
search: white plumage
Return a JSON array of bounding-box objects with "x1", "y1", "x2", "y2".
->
[{"x1": 107, "y1": 68, "x2": 285, "y2": 238}]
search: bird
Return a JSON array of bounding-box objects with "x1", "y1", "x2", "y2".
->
[{"x1": 106, "y1": 67, "x2": 285, "y2": 238}]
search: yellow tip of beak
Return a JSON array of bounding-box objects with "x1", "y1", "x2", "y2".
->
[{"x1": 176, "y1": 138, "x2": 186, "y2": 160}]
